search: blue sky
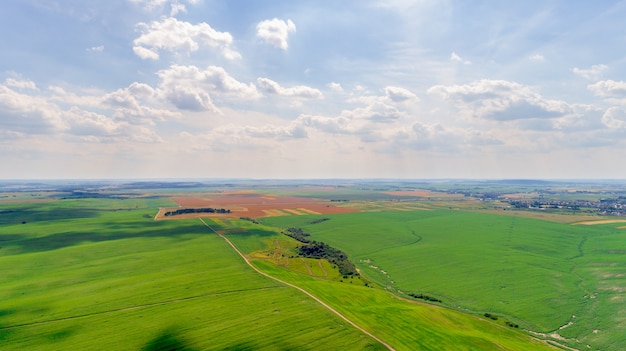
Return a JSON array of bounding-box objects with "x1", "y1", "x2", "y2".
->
[{"x1": 1, "y1": 0, "x2": 626, "y2": 179}]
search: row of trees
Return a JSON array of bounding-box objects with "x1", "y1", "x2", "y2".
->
[{"x1": 164, "y1": 208, "x2": 230, "y2": 216}]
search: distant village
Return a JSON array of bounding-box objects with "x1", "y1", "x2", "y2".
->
[{"x1": 456, "y1": 190, "x2": 626, "y2": 217}]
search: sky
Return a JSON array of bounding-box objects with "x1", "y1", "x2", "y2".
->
[{"x1": 1, "y1": 0, "x2": 626, "y2": 179}]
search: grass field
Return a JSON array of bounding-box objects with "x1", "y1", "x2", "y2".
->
[
  {"x1": 221, "y1": 224, "x2": 557, "y2": 351},
  {"x1": 262, "y1": 210, "x2": 626, "y2": 351},
  {"x1": 3, "y1": 186, "x2": 624, "y2": 350},
  {"x1": 0, "y1": 199, "x2": 386, "y2": 350}
]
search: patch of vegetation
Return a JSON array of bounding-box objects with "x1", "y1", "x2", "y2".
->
[
  {"x1": 298, "y1": 241, "x2": 358, "y2": 276},
  {"x1": 284, "y1": 227, "x2": 311, "y2": 243},
  {"x1": 283, "y1": 227, "x2": 358, "y2": 276},
  {"x1": 309, "y1": 217, "x2": 331, "y2": 225},
  {"x1": 239, "y1": 217, "x2": 259, "y2": 224},
  {"x1": 163, "y1": 207, "x2": 230, "y2": 216},
  {"x1": 408, "y1": 292, "x2": 442, "y2": 303}
]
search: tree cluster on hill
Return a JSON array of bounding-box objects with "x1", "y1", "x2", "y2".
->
[
  {"x1": 164, "y1": 208, "x2": 230, "y2": 216},
  {"x1": 284, "y1": 227, "x2": 311, "y2": 243},
  {"x1": 283, "y1": 227, "x2": 358, "y2": 277},
  {"x1": 298, "y1": 241, "x2": 358, "y2": 276}
]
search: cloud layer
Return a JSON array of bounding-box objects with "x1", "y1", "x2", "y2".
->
[{"x1": 2, "y1": 2, "x2": 626, "y2": 178}]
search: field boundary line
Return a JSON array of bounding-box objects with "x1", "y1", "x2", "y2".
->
[
  {"x1": 199, "y1": 218, "x2": 395, "y2": 351},
  {"x1": 0, "y1": 286, "x2": 284, "y2": 331}
]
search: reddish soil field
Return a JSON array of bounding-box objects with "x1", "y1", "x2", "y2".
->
[{"x1": 167, "y1": 194, "x2": 357, "y2": 219}]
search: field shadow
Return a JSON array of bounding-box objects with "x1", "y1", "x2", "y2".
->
[
  {"x1": 222, "y1": 342, "x2": 255, "y2": 351},
  {"x1": 142, "y1": 328, "x2": 197, "y2": 351},
  {"x1": 0, "y1": 208, "x2": 100, "y2": 225},
  {"x1": 1, "y1": 219, "x2": 204, "y2": 255}
]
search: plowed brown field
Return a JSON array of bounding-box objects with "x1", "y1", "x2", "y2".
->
[{"x1": 159, "y1": 194, "x2": 356, "y2": 219}]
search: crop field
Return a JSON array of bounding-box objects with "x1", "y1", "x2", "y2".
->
[
  {"x1": 0, "y1": 199, "x2": 386, "y2": 350},
  {"x1": 3, "y1": 180, "x2": 625, "y2": 351},
  {"x1": 221, "y1": 222, "x2": 556, "y2": 351},
  {"x1": 262, "y1": 210, "x2": 626, "y2": 351},
  {"x1": 157, "y1": 192, "x2": 357, "y2": 219}
]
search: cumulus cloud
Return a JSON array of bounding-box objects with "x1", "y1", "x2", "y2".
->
[
  {"x1": 327, "y1": 82, "x2": 343, "y2": 92},
  {"x1": 133, "y1": 17, "x2": 240, "y2": 60},
  {"x1": 528, "y1": 54, "x2": 545, "y2": 61},
  {"x1": 450, "y1": 52, "x2": 471, "y2": 65},
  {"x1": 257, "y1": 77, "x2": 322, "y2": 99},
  {"x1": 294, "y1": 98, "x2": 408, "y2": 144},
  {"x1": 572, "y1": 64, "x2": 608, "y2": 80},
  {"x1": 101, "y1": 82, "x2": 179, "y2": 123},
  {"x1": 0, "y1": 83, "x2": 157, "y2": 142},
  {"x1": 384, "y1": 86, "x2": 418, "y2": 102},
  {"x1": 170, "y1": 2, "x2": 186, "y2": 16},
  {"x1": 157, "y1": 65, "x2": 259, "y2": 111},
  {"x1": 0, "y1": 85, "x2": 66, "y2": 134},
  {"x1": 256, "y1": 18, "x2": 296, "y2": 50},
  {"x1": 428, "y1": 79, "x2": 570, "y2": 121},
  {"x1": 601, "y1": 107, "x2": 626, "y2": 129},
  {"x1": 5, "y1": 78, "x2": 38, "y2": 90},
  {"x1": 588, "y1": 80, "x2": 626, "y2": 97}
]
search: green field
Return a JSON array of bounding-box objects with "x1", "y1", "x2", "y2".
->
[
  {"x1": 0, "y1": 200, "x2": 385, "y2": 350},
  {"x1": 3, "y1": 185, "x2": 625, "y2": 351},
  {"x1": 262, "y1": 210, "x2": 626, "y2": 351},
  {"x1": 223, "y1": 223, "x2": 556, "y2": 351}
]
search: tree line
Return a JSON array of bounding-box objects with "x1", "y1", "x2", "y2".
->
[{"x1": 164, "y1": 208, "x2": 231, "y2": 216}]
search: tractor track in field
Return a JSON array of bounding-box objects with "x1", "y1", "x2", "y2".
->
[
  {"x1": 199, "y1": 218, "x2": 396, "y2": 351},
  {"x1": 0, "y1": 286, "x2": 285, "y2": 331}
]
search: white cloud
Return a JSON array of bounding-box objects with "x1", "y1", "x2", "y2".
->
[
  {"x1": 428, "y1": 79, "x2": 570, "y2": 121},
  {"x1": 384, "y1": 86, "x2": 418, "y2": 102},
  {"x1": 0, "y1": 83, "x2": 160, "y2": 142},
  {"x1": 157, "y1": 65, "x2": 259, "y2": 111},
  {"x1": 133, "y1": 17, "x2": 240, "y2": 60},
  {"x1": 528, "y1": 54, "x2": 544, "y2": 61},
  {"x1": 86, "y1": 45, "x2": 104, "y2": 52},
  {"x1": 257, "y1": 77, "x2": 322, "y2": 99},
  {"x1": 327, "y1": 82, "x2": 343, "y2": 92},
  {"x1": 129, "y1": 0, "x2": 198, "y2": 12},
  {"x1": 101, "y1": 82, "x2": 178, "y2": 123},
  {"x1": 5, "y1": 78, "x2": 38, "y2": 90},
  {"x1": 129, "y1": 0, "x2": 169, "y2": 11},
  {"x1": 572, "y1": 64, "x2": 608, "y2": 80},
  {"x1": 450, "y1": 52, "x2": 471, "y2": 65},
  {"x1": 170, "y1": 2, "x2": 186, "y2": 16},
  {"x1": 588, "y1": 80, "x2": 626, "y2": 97},
  {"x1": 601, "y1": 107, "x2": 626, "y2": 129},
  {"x1": 256, "y1": 18, "x2": 296, "y2": 50},
  {"x1": 294, "y1": 98, "x2": 407, "y2": 142},
  {"x1": 0, "y1": 85, "x2": 66, "y2": 134}
]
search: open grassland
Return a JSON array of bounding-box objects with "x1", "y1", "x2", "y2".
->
[
  {"x1": 221, "y1": 225, "x2": 556, "y2": 351},
  {"x1": 0, "y1": 199, "x2": 385, "y2": 350},
  {"x1": 254, "y1": 261, "x2": 558, "y2": 351},
  {"x1": 262, "y1": 210, "x2": 626, "y2": 351}
]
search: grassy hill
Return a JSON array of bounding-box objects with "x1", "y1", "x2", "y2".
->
[
  {"x1": 262, "y1": 210, "x2": 626, "y2": 351},
  {"x1": 0, "y1": 199, "x2": 384, "y2": 350}
]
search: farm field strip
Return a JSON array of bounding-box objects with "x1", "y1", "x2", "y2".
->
[
  {"x1": 261, "y1": 210, "x2": 624, "y2": 351},
  {"x1": 0, "y1": 286, "x2": 286, "y2": 331},
  {"x1": 198, "y1": 218, "x2": 395, "y2": 351},
  {"x1": 0, "y1": 201, "x2": 387, "y2": 350}
]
